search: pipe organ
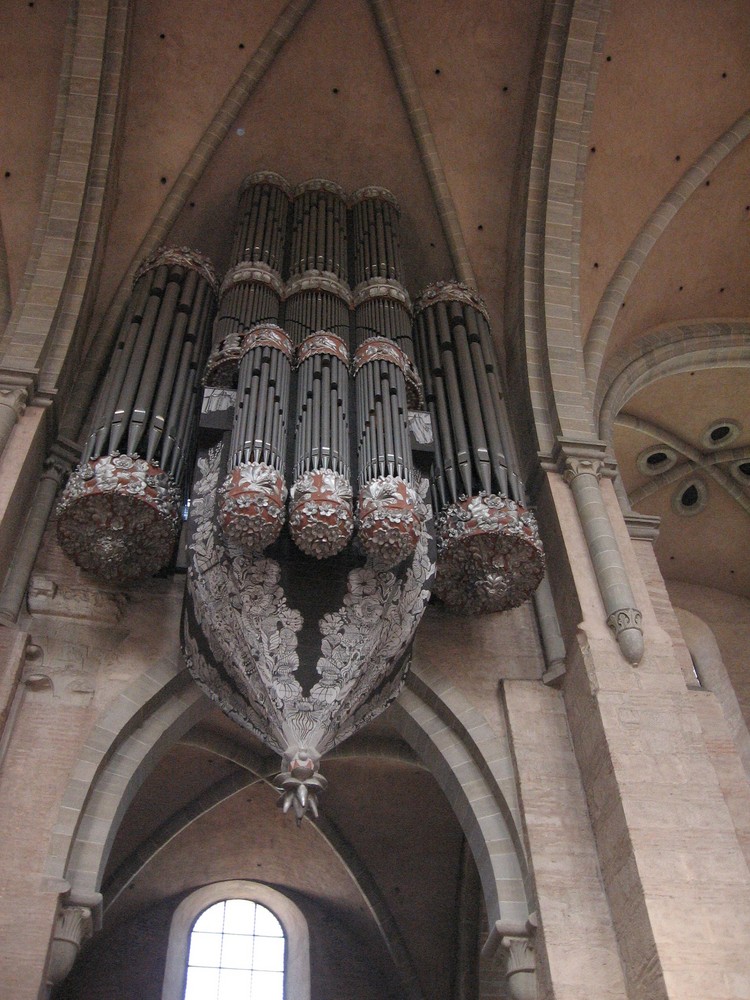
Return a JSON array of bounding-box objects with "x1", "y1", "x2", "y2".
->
[
  {"x1": 57, "y1": 247, "x2": 217, "y2": 581},
  {"x1": 57, "y1": 172, "x2": 545, "y2": 820}
]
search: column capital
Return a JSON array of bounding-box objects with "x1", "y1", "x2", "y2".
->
[
  {"x1": 563, "y1": 455, "x2": 606, "y2": 483},
  {"x1": 500, "y1": 925, "x2": 537, "y2": 1000},
  {"x1": 606, "y1": 607, "x2": 644, "y2": 665},
  {"x1": 545, "y1": 436, "x2": 618, "y2": 480},
  {"x1": 0, "y1": 385, "x2": 28, "y2": 418}
]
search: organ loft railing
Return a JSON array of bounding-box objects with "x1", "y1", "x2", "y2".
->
[{"x1": 56, "y1": 173, "x2": 545, "y2": 820}]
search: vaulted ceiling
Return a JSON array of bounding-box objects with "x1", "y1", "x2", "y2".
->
[
  {"x1": 2, "y1": 1, "x2": 748, "y2": 592},
  {"x1": 2, "y1": 2, "x2": 748, "y2": 994}
]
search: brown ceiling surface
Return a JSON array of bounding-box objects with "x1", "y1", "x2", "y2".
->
[
  {"x1": 615, "y1": 367, "x2": 750, "y2": 598},
  {"x1": 76, "y1": 0, "x2": 544, "y2": 340},
  {"x1": 0, "y1": 0, "x2": 70, "y2": 297},
  {"x1": 579, "y1": 0, "x2": 750, "y2": 344},
  {"x1": 0, "y1": 3, "x2": 748, "y2": 625}
]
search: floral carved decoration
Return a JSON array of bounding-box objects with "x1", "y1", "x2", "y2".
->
[
  {"x1": 183, "y1": 444, "x2": 436, "y2": 820},
  {"x1": 56, "y1": 454, "x2": 181, "y2": 582},
  {"x1": 434, "y1": 493, "x2": 545, "y2": 614}
]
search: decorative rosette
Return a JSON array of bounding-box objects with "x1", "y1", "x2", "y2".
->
[
  {"x1": 56, "y1": 454, "x2": 181, "y2": 582},
  {"x1": 434, "y1": 493, "x2": 545, "y2": 613},
  {"x1": 218, "y1": 462, "x2": 287, "y2": 553},
  {"x1": 356, "y1": 476, "x2": 425, "y2": 567},
  {"x1": 289, "y1": 470, "x2": 354, "y2": 559}
]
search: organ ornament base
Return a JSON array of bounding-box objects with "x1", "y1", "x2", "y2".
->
[
  {"x1": 217, "y1": 462, "x2": 287, "y2": 554},
  {"x1": 289, "y1": 470, "x2": 354, "y2": 559},
  {"x1": 434, "y1": 494, "x2": 545, "y2": 614},
  {"x1": 56, "y1": 455, "x2": 181, "y2": 582},
  {"x1": 356, "y1": 475, "x2": 425, "y2": 568}
]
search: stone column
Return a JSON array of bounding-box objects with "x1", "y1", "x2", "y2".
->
[
  {"x1": 533, "y1": 575, "x2": 567, "y2": 683},
  {"x1": 544, "y1": 467, "x2": 750, "y2": 1000},
  {"x1": 0, "y1": 386, "x2": 28, "y2": 461},
  {"x1": 562, "y1": 453, "x2": 643, "y2": 664},
  {"x1": 0, "y1": 454, "x2": 69, "y2": 626}
]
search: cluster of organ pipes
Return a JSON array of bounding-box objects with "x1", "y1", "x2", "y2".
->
[{"x1": 57, "y1": 171, "x2": 544, "y2": 613}]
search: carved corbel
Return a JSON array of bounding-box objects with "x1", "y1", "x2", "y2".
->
[
  {"x1": 482, "y1": 912, "x2": 538, "y2": 1000},
  {"x1": 45, "y1": 904, "x2": 94, "y2": 987},
  {"x1": 500, "y1": 933, "x2": 537, "y2": 1000}
]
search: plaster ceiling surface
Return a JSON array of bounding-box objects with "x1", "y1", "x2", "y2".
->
[
  {"x1": 80, "y1": 0, "x2": 542, "y2": 349},
  {"x1": 601, "y1": 138, "x2": 750, "y2": 361},
  {"x1": 614, "y1": 368, "x2": 750, "y2": 599},
  {"x1": 579, "y1": 0, "x2": 750, "y2": 342},
  {"x1": 0, "y1": 0, "x2": 70, "y2": 298}
]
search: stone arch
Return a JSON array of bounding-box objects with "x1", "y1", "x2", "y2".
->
[
  {"x1": 50, "y1": 659, "x2": 532, "y2": 934},
  {"x1": 596, "y1": 320, "x2": 750, "y2": 443},
  {"x1": 46, "y1": 663, "x2": 210, "y2": 894},
  {"x1": 514, "y1": 0, "x2": 611, "y2": 460}
]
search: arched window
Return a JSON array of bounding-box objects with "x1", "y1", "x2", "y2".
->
[
  {"x1": 184, "y1": 898, "x2": 285, "y2": 998},
  {"x1": 162, "y1": 881, "x2": 310, "y2": 1000}
]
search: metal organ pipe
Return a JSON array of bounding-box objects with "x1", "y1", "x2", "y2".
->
[
  {"x1": 217, "y1": 324, "x2": 293, "y2": 554},
  {"x1": 204, "y1": 172, "x2": 290, "y2": 389},
  {"x1": 353, "y1": 338, "x2": 424, "y2": 567},
  {"x1": 413, "y1": 282, "x2": 544, "y2": 613},
  {"x1": 285, "y1": 179, "x2": 351, "y2": 349},
  {"x1": 57, "y1": 247, "x2": 218, "y2": 582},
  {"x1": 351, "y1": 187, "x2": 416, "y2": 366},
  {"x1": 288, "y1": 333, "x2": 353, "y2": 559}
]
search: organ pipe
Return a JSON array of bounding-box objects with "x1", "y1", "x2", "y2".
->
[
  {"x1": 353, "y1": 338, "x2": 424, "y2": 566},
  {"x1": 289, "y1": 333, "x2": 353, "y2": 559},
  {"x1": 57, "y1": 247, "x2": 217, "y2": 581},
  {"x1": 217, "y1": 324, "x2": 293, "y2": 554},
  {"x1": 413, "y1": 282, "x2": 544, "y2": 612}
]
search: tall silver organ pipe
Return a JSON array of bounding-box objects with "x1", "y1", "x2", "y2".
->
[
  {"x1": 283, "y1": 272, "x2": 352, "y2": 348},
  {"x1": 57, "y1": 247, "x2": 217, "y2": 582},
  {"x1": 205, "y1": 264, "x2": 285, "y2": 387},
  {"x1": 289, "y1": 178, "x2": 347, "y2": 281},
  {"x1": 230, "y1": 171, "x2": 291, "y2": 272},
  {"x1": 350, "y1": 186, "x2": 403, "y2": 284},
  {"x1": 413, "y1": 282, "x2": 544, "y2": 613},
  {"x1": 351, "y1": 188, "x2": 415, "y2": 363},
  {"x1": 217, "y1": 324, "x2": 293, "y2": 554},
  {"x1": 284, "y1": 179, "x2": 351, "y2": 349},
  {"x1": 289, "y1": 333, "x2": 353, "y2": 559},
  {"x1": 205, "y1": 173, "x2": 290, "y2": 388},
  {"x1": 353, "y1": 338, "x2": 423, "y2": 566}
]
